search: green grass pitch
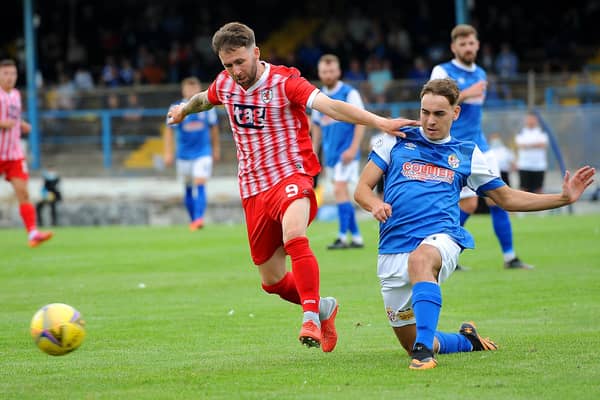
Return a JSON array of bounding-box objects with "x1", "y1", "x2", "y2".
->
[{"x1": 1, "y1": 214, "x2": 599, "y2": 399}]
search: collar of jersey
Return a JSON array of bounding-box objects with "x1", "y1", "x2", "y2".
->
[{"x1": 418, "y1": 127, "x2": 452, "y2": 144}]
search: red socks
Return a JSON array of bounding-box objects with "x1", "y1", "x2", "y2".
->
[
  {"x1": 19, "y1": 203, "x2": 36, "y2": 232},
  {"x1": 283, "y1": 236, "x2": 320, "y2": 313},
  {"x1": 262, "y1": 272, "x2": 301, "y2": 305}
]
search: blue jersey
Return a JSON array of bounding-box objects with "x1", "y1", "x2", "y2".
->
[
  {"x1": 311, "y1": 81, "x2": 364, "y2": 167},
  {"x1": 167, "y1": 102, "x2": 218, "y2": 160},
  {"x1": 430, "y1": 61, "x2": 489, "y2": 152},
  {"x1": 369, "y1": 127, "x2": 505, "y2": 253}
]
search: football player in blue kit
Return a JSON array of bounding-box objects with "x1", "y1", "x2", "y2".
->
[
  {"x1": 164, "y1": 77, "x2": 221, "y2": 231},
  {"x1": 311, "y1": 54, "x2": 365, "y2": 250},
  {"x1": 354, "y1": 78, "x2": 595, "y2": 370},
  {"x1": 430, "y1": 24, "x2": 531, "y2": 269}
]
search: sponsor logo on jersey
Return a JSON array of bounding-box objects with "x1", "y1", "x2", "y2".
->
[
  {"x1": 232, "y1": 104, "x2": 266, "y2": 129},
  {"x1": 182, "y1": 120, "x2": 206, "y2": 132},
  {"x1": 404, "y1": 142, "x2": 417, "y2": 150},
  {"x1": 402, "y1": 161, "x2": 455, "y2": 183}
]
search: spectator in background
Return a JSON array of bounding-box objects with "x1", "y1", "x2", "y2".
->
[
  {"x1": 344, "y1": 57, "x2": 367, "y2": 83},
  {"x1": 494, "y1": 42, "x2": 519, "y2": 79},
  {"x1": 36, "y1": 166, "x2": 62, "y2": 227},
  {"x1": 101, "y1": 55, "x2": 120, "y2": 87},
  {"x1": 488, "y1": 132, "x2": 516, "y2": 186},
  {"x1": 407, "y1": 56, "x2": 430, "y2": 86},
  {"x1": 296, "y1": 35, "x2": 323, "y2": 78},
  {"x1": 73, "y1": 65, "x2": 94, "y2": 91},
  {"x1": 55, "y1": 72, "x2": 76, "y2": 109},
  {"x1": 140, "y1": 54, "x2": 165, "y2": 84},
  {"x1": 479, "y1": 43, "x2": 495, "y2": 72},
  {"x1": 366, "y1": 56, "x2": 393, "y2": 103},
  {"x1": 123, "y1": 92, "x2": 143, "y2": 121},
  {"x1": 106, "y1": 92, "x2": 120, "y2": 110},
  {"x1": 515, "y1": 112, "x2": 549, "y2": 193},
  {"x1": 119, "y1": 58, "x2": 137, "y2": 86}
]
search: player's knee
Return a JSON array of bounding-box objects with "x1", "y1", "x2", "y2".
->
[
  {"x1": 459, "y1": 197, "x2": 478, "y2": 213},
  {"x1": 407, "y1": 252, "x2": 438, "y2": 283}
]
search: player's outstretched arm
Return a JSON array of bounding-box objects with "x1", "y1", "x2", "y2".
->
[
  {"x1": 312, "y1": 92, "x2": 419, "y2": 137},
  {"x1": 354, "y1": 161, "x2": 392, "y2": 222},
  {"x1": 486, "y1": 166, "x2": 595, "y2": 211},
  {"x1": 167, "y1": 90, "x2": 213, "y2": 124}
]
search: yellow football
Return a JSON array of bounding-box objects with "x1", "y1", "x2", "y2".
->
[{"x1": 30, "y1": 303, "x2": 86, "y2": 356}]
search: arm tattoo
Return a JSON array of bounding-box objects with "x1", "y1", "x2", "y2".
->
[{"x1": 182, "y1": 91, "x2": 213, "y2": 116}]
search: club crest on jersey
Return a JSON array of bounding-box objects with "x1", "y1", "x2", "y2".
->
[
  {"x1": 448, "y1": 154, "x2": 460, "y2": 168},
  {"x1": 261, "y1": 89, "x2": 273, "y2": 104}
]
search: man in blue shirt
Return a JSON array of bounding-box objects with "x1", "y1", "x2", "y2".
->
[
  {"x1": 430, "y1": 24, "x2": 531, "y2": 269},
  {"x1": 164, "y1": 77, "x2": 221, "y2": 230},
  {"x1": 311, "y1": 54, "x2": 365, "y2": 249},
  {"x1": 354, "y1": 78, "x2": 595, "y2": 370}
]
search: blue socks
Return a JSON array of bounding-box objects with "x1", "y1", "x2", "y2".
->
[
  {"x1": 336, "y1": 203, "x2": 349, "y2": 238},
  {"x1": 459, "y1": 209, "x2": 470, "y2": 226},
  {"x1": 412, "y1": 282, "x2": 442, "y2": 351},
  {"x1": 337, "y1": 202, "x2": 360, "y2": 238},
  {"x1": 489, "y1": 205, "x2": 514, "y2": 255},
  {"x1": 184, "y1": 185, "x2": 194, "y2": 220},
  {"x1": 435, "y1": 331, "x2": 473, "y2": 353},
  {"x1": 185, "y1": 184, "x2": 207, "y2": 221},
  {"x1": 194, "y1": 185, "x2": 206, "y2": 220}
]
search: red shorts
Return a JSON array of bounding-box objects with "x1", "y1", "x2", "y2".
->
[
  {"x1": 0, "y1": 159, "x2": 29, "y2": 181},
  {"x1": 242, "y1": 174, "x2": 318, "y2": 265}
]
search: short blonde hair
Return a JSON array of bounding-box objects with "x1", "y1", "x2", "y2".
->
[{"x1": 450, "y1": 24, "x2": 478, "y2": 42}]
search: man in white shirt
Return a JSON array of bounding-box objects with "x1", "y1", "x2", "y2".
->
[{"x1": 515, "y1": 112, "x2": 549, "y2": 193}]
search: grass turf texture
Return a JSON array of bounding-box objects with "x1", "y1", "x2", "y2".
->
[{"x1": 1, "y1": 214, "x2": 599, "y2": 399}]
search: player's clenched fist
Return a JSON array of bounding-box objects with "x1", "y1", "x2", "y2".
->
[
  {"x1": 371, "y1": 201, "x2": 392, "y2": 223},
  {"x1": 167, "y1": 103, "x2": 185, "y2": 125}
]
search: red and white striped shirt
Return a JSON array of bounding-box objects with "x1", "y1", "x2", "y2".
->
[
  {"x1": 0, "y1": 88, "x2": 24, "y2": 161},
  {"x1": 208, "y1": 63, "x2": 321, "y2": 198}
]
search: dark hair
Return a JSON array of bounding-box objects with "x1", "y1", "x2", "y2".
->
[
  {"x1": 181, "y1": 76, "x2": 201, "y2": 87},
  {"x1": 420, "y1": 78, "x2": 460, "y2": 106},
  {"x1": 0, "y1": 59, "x2": 16, "y2": 68},
  {"x1": 212, "y1": 22, "x2": 255, "y2": 54},
  {"x1": 318, "y1": 54, "x2": 340, "y2": 65}
]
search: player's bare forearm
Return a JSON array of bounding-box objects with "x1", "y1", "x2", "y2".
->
[
  {"x1": 486, "y1": 166, "x2": 595, "y2": 211},
  {"x1": 167, "y1": 91, "x2": 213, "y2": 124},
  {"x1": 312, "y1": 93, "x2": 418, "y2": 136},
  {"x1": 183, "y1": 91, "x2": 213, "y2": 115}
]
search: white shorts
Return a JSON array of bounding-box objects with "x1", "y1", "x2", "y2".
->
[
  {"x1": 176, "y1": 156, "x2": 213, "y2": 184},
  {"x1": 378, "y1": 234, "x2": 461, "y2": 327},
  {"x1": 326, "y1": 160, "x2": 359, "y2": 183},
  {"x1": 460, "y1": 149, "x2": 500, "y2": 199}
]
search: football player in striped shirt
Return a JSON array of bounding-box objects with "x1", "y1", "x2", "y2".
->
[
  {"x1": 168, "y1": 22, "x2": 419, "y2": 352},
  {"x1": 0, "y1": 59, "x2": 53, "y2": 247}
]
